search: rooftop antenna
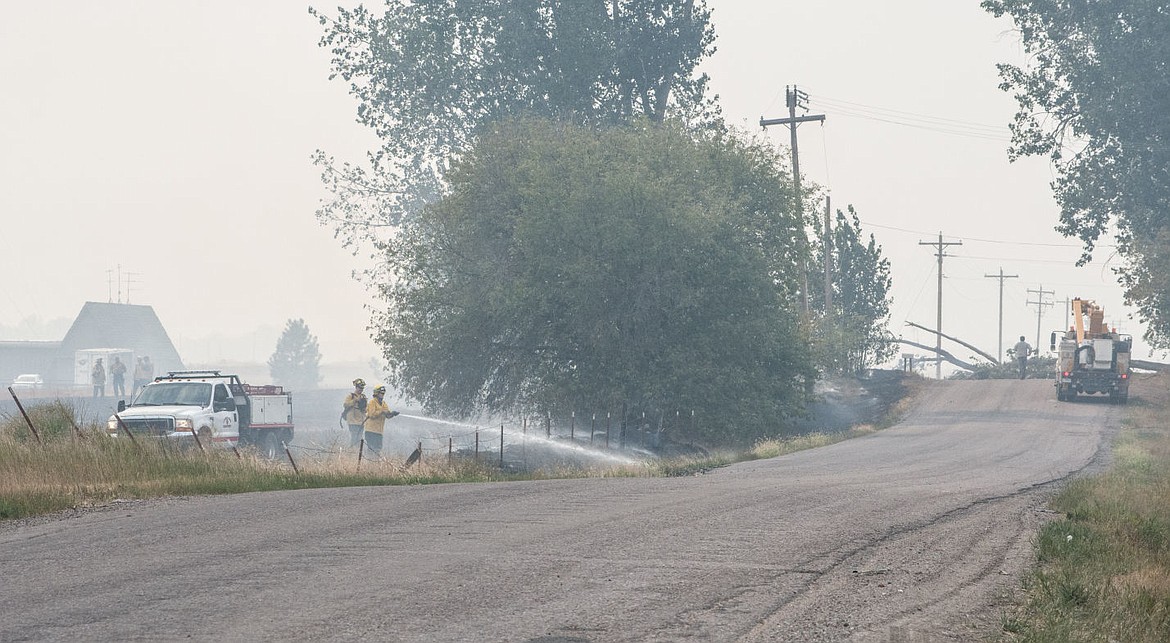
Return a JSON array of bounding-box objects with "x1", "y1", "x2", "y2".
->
[
  {"x1": 124, "y1": 271, "x2": 140, "y2": 304},
  {"x1": 106, "y1": 269, "x2": 114, "y2": 303}
]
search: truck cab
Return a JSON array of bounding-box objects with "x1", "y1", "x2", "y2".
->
[
  {"x1": 109, "y1": 372, "x2": 240, "y2": 445},
  {"x1": 108, "y1": 370, "x2": 293, "y2": 455}
]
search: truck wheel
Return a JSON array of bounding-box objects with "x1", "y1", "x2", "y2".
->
[
  {"x1": 258, "y1": 431, "x2": 281, "y2": 460},
  {"x1": 1056, "y1": 386, "x2": 1066, "y2": 401}
]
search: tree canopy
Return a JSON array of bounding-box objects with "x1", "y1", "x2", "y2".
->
[
  {"x1": 375, "y1": 119, "x2": 812, "y2": 443},
  {"x1": 310, "y1": 0, "x2": 719, "y2": 252},
  {"x1": 983, "y1": 0, "x2": 1170, "y2": 346},
  {"x1": 268, "y1": 319, "x2": 322, "y2": 391},
  {"x1": 809, "y1": 206, "x2": 894, "y2": 373}
]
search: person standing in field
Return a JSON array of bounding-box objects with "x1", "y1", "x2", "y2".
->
[
  {"x1": 109, "y1": 356, "x2": 127, "y2": 398},
  {"x1": 1013, "y1": 335, "x2": 1033, "y2": 380},
  {"x1": 362, "y1": 385, "x2": 399, "y2": 457},
  {"x1": 132, "y1": 357, "x2": 147, "y2": 397},
  {"x1": 91, "y1": 358, "x2": 106, "y2": 397},
  {"x1": 342, "y1": 378, "x2": 368, "y2": 448}
]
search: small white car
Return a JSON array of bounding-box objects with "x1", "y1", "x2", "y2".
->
[{"x1": 10, "y1": 374, "x2": 44, "y2": 390}]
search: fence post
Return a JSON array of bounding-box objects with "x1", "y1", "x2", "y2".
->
[
  {"x1": 357, "y1": 437, "x2": 365, "y2": 471},
  {"x1": 114, "y1": 414, "x2": 140, "y2": 450},
  {"x1": 417, "y1": 440, "x2": 423, "y2": 466},
  {"x1": 8, "y1": 386, "x2": 43, "y2": 446},
  {"x1": 640, "y1": 411, "x2": 646, "y2": 448},
  {"x1": 546, "y1": 412, "x2": 551, "y2": 439},
  {"x1": 590, "y1": 413, "x2": 595, "y2": 444},
  {"x1": 605, "y1": 412, "x2": 610, "y2": 448},
  {"x1": 284, "y1": 442, "x2": 299, "y2": 474},
  {"x1": 499, "y1": 425, "x2": 504, "y2": 468},
  {"x1": 65, "y1": 404, "x2": 86, "y2": 442},
  {"x1": 570, "y1": 411, "x2": 575, "y2": 441},
  {"x1": 620, "y1": 403, "x2": 626, "y2": 449},
  {"x1": 448, "y1": 436, "x2": 453, "y2": 462},
  {"x1": 190, "y1": 427, "x2": 206, "y2": 453}
]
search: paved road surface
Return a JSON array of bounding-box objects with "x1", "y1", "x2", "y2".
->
[{"x1": 0, "y1": 379, "x2": 1120, "y2": 642}]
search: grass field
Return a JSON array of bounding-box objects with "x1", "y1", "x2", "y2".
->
[
  {"x1": 3, "y1": 397, "x2": 885, "y2": 521},
  {"x1": 1002, "y1": 373, "x2": 1170, "y2": 642}
]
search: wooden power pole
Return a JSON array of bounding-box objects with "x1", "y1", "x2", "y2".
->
[
  {"x1": 1027, "y1": 285, "x2": 1055, "y2": 350},
  {"x1": 984, "y1": 267, "x2": 1019, "y2": 363},
  {"x1": 760, "y1": 86, "x2": 825, "y2": 314},
  {"x1": 823, "y1": 196, "x2": 832, "y2": 312},
  {"x1": 919, "y1": 233, "x2": 963, "y2": 379}
]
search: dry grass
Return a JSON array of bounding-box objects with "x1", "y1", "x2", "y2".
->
[
  {"x1": 1002, "y1": 373, "x2": 1170, "y2": 642},
  {"x1": 1, "y1": 377, "x2": 921, "y2": 521}
]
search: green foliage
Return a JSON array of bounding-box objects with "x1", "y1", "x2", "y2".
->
[
  {"x1": 375, "y1": 119, "x2": 813, "y2": 444},
  {"x1": 267, "y1": 318, "x2": 321, "y2": 391},
  {"x1": 950, "y1": 355, "x2": 1055, "y2": 380},
  {"x1": 310, "y1": 0, "x2": 720, "y2": 252},
  {"x1": 1003, "y1": 381, "x2": 1170, "y2": 641},
  {"x1": 982, "y1": 0, "x2": 1170, "y2": 348},
  {"x1": 808, "y1": 205, "x2": 894, "y2": 373}
]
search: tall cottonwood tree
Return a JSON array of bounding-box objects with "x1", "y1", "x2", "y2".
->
[
  {"x1": 809, "y1": 206, "x2": 894, "y2": 373},
  {"x1": 310, "y1": 0, "x2": 719, "y2": 254},
  {"x1": 983, "y1": 0, "x2": 1170, "y2": 346},
  {"x1": 268, "y1": 319, "x2": 322, "y2": 391},
  {"x1": 376, "y1": 119, "x2": 811, "y2": 444}
]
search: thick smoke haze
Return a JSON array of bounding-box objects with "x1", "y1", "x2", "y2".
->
[{"x1": 1, "y1": 1, "x2": 1160, "y2": 387}]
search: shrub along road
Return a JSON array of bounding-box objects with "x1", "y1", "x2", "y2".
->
[{"x1": 0, "y1": 379, "x2": 1120, "y2": 641}]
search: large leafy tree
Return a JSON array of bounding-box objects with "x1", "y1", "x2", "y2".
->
[
  {"x1": 982, "y1": 0, "x2": 1170, "y2": 346},
  {"x1": 310, "y1": 0, "x2": 719, "y2": 253},
  {"x1": 809, "y1": 206, "x2": 894, "y2": 373},
  {"x1": 268, "y1": 319, "x2": 322, "y2": 391},
  {"x1": 376, "y1": 119, "x2": 811, "y2": 444}
]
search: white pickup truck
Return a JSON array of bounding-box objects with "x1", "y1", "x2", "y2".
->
[{"x1": 108, "y1": 370, "x2": 294, "y2": 457}]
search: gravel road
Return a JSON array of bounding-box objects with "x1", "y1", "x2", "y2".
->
[{"x1": 0, "y1": 378, "x2": 1121, "y2": 642}]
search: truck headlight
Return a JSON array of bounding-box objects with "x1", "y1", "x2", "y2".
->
[
  {"x1": 175, "y1": 419, "x2": 193, "y2": 430},
  {"x1": 107, "y1": 418, "x2": 118, "y2": 432}
]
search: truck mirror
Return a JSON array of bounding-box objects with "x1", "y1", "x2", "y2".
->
[
  {"x1": 1049, "y1": 331, "x2": 1056, "y2": 351},
  {"x1": 117, "y1": 400, "x2": 126, "y2": 412}
]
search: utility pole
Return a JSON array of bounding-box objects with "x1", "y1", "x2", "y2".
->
[
  {"x1": 1027, "y1": 285, "x2": 1055, "y2": 350},
  {"x1": 125, "y1": 271, "x2": 141, "y2": 304},
  {"x1": 919, "y1": 233, "x2": 963, "y2": 379},
  {"x1": 984, "y1": 267, "x2": 1019, "y2": 363},
  {"x1": 823, "y1": 195, "x2": 832, "y2": 312},
  {"x1": 760, "y1": 85, "x2": 825, "y2": 314}
]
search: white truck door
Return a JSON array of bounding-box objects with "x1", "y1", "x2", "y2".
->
[{"x1": 212, "y1": 383, "x2": 237, "y2": 436}]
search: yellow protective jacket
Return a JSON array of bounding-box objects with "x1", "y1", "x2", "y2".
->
[
  {"x1": 363, "y1": 397, "x2": 394, "y2": 434},
  {"x1": 343, "y1": 392, "x2": 367, "y2": 425}
]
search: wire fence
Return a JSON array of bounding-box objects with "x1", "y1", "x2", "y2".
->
[
  {"x1": 5, "y1": 386, "x2": 702, "y2": 473},
  {"x1": 287, "y1": 409, "x2": 704, "y2": 470}
]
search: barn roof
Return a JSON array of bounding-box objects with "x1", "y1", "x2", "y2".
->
[{"x1": 60, "y1": 302, "x2": 184, "y2": 371}]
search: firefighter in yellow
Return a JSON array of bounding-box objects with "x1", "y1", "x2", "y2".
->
[
  {"x1": 362, "y1": 385, "x2": 399, "y2": 456},
  {"x1": 342, "y1": 378, "x2": 368, "y2": 448}
]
